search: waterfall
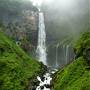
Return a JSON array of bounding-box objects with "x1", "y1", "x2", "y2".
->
[
  {"x1": 36, "y1": 12, "x2": 47, "y2": 65},
  {"x1": 62, "y1": 45, "x2": 70, "y2": 65},
  {"x1": 63, "y1": 45, "x2": 66, "y2": 64},
  {"x1": 56, "y1": 44, "x2": 59, "y2": 67},
  {"x1": 65, "y1": 45, "x2": 69, "y2": 64}
]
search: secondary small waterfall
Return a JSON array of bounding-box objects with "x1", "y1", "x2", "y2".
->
[
  {"x1": 36, "y1": 12, "x2": 47, "y2": 65},
  {"x1": 65, "y1": 45, "x2": 69, "y2": 64},
  {"x1": 56, "y1": 44, "x2": 59, "y2": 67}
]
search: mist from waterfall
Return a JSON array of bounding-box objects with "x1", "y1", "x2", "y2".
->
[{"x1": 36, "y1": 12, "x2": 47, "y2": 65}]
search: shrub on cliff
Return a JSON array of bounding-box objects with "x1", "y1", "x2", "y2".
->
[{"x1": 74, "y1": 32, "x2": 90, "y2": 63}]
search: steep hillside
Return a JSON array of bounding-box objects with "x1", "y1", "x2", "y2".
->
[
  {"x1": 52, "y1": 32, "x2": 90, "y2": 90},
  {"x1": 0, "y1": 28, "x2": 44, "y2": 90}
]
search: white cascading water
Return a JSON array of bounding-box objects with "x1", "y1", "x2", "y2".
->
[
  {"x1": 65, "y1": 45, "x2": 69, "y2": 64},
  {"x1": 36, "y1": 73, "x2": 52, "y2": 90},
  {"x1": 56, "y1": 44, "x2": 59, "y2": 67},
  {"x1": 36, "y1": 12, "x2": 52, "y2": 90},
  {"x1": 36, "y1": 12, "x2": 47, "y2": 65},
  {"x1": 62, "y1": 45, "x2": 69, "y2": 65}
]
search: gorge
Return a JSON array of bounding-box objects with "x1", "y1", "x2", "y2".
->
[
  {"x1": 0, "y1": 0, "x2": 90, "y2": 90},
  {"x1": 35, "y1": 7, "x2": 75, "y2": 90}
]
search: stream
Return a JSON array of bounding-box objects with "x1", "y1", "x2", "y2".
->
[{"x1": 35, "y1": 9, "x2": 58, "y2": 90}]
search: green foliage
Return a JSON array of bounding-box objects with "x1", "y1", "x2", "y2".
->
[
  {"x1": 0, "y1": 31, "x2": 41, "y2": 90},
  {"x1": 53, "y1": 57, "x2": 90, "y2": 90},
  {"x1": 52, "y1": 32, "x2": 90, "y2": 90},
  {"x1": 74, "y1": 32, "x2": 90, "y2": 57}
]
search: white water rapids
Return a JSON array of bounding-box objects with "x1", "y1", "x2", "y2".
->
[{"x1": 36, "y1": 73, "x2": 52, "y2": 90}]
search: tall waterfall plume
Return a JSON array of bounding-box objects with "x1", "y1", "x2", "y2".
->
[{"x1": 36, "y1": 12, "x2": 47, "y2": 65}]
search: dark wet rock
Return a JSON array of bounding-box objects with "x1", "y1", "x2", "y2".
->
[
  {"x1": 37, "y1": 62, "x2": 48, "y2": 83},
  {"x1": 28, "y1": 86, "x2": 36, "y2": 90},
  {"x1": 26, "y1": 62, "x2": 48, "y2": 90},
  {"x1": 40, "y1": 76, "x2": 45, "y2": 82},
  {"x1": 39, "y1": 62, "x2": 48, "y2": 74},
  {"x1": 44, "y1": 84, "x2": 51, "y2": 88},
  {"x1": 27, "y1": 78, "x2": 39, "y2": 90},
  {"x1": 33, "y1": 79, "x2": 40, "y2": 86},
  {"x1": 40, "y1": 86, "x2": 44, "y2": 89},
  {"x1": 45, "y1": 78, "x2": 48, "y2": 80}
]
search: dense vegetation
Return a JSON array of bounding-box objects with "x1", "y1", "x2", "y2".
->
[
  {"x1": 52, "y1": 32, "x2": 90, "y2": 90},
  {"x1": 0, "y1": 27, "x2": 43, "y2": 90}
]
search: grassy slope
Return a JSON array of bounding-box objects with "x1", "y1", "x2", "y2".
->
[
  {"x1": 53, "y1": 57, "x2": 90, "y2": 90},
  {"x1": 0, "y1": 30, "x2": 42, "y2": 90},
  {"x1": 52, "y1": 32, "x2": 90, "y2": 90}
]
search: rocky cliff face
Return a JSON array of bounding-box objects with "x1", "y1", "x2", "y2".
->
[{"x1": 0, "y1": 0, "x2": 39, "y2": 56}]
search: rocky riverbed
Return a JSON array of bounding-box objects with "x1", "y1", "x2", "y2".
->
[
  {"x1": 36, "y1": 73, "x2": 52, "y2": 90},
  {"x1": 36, "y1": 69, "x2": 58, "y2": 90},
  {"x1": 27, "y1": 67, "x2": 58, "y2": 90}
]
